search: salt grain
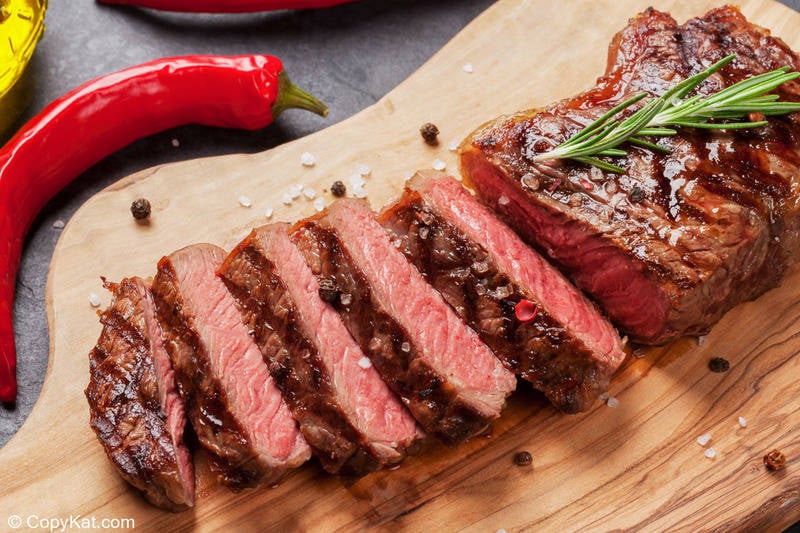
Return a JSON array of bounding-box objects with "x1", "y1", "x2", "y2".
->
[
  {"x1": 498, "y1": 195, "x2": 510, "y2": 206},
  {"x1": 432, "y1": 158, "x2": 447, "y2": 171},
  {"x1": 738, "y1": 416, "x2": 747, "y2": 428},
  {"x1": 171, "y1": 138, "x2": 180, "y2": 147},
  {"x1": 238, "y1": 195, "x2": 252, "y2": 208},
  {"x1": 52, "y1": 219, "x2": 65, "y2": 229},
  {"x1": 401, "y1": 342, "x2": 411, "y2": 353},
  {"x1": 419, "y1": 226, "x2": 430, "y2": 240},
  {"x1": 303, "y1": 187, "x2": 317, "y2": 200},
  {"x1": 300, "y1": 151, "x2": 316, "y2": 167},
  {"x1": 289, "y1": 184, "x2": 303, "y2": 199},
  {"x1": 462, "y1": 62, "x2": 474, "y2": 73},
  {"x1": 88, "y1": 293, "x2": 101, "y2": 308},
  {"x1": 340, "y1": 293, "x2": 353, "y2": 306},
  {"x1": 621, "y1": 335, "x2": 629, "y2": 346},
  {"x1": 697, "y1": 335, "x2": 707, "y2": 347},
  {"x1": 357, "y1": 357, "x2": 372, "y2": 369},
  {"x1": 349, "y1": 174, "x2": 365, "y2": 189},
  {"x1": 281, "y1": 193, "x2": 293, "y2": 205},
  {"x1": 704, "y1": 448, "x2": 716, "y2": 459},
  {"x1": 697, "y1": 433, "x2": 712, "y2": 446},
  {"x1": 353, "y1": 187, "x2": 367, "y2": 199},
  {"x1": 356, "y1": 163, "x2": 371, "y2": 177},
  {"x1": 448, "y1": 139, "x2": 459, "y2": 152},
  {"x1": 404, "y1": 171, "x2": 415, "y2": 181},
  {"x1": 606, "y1": 396, "x2": 619, "y2": 408},
  {"x1": 264, "y1": 207, "x2": 274, "y2": 219},
  {"x1": 313, "y1": 197, "x2": 325, "y2": 212}
]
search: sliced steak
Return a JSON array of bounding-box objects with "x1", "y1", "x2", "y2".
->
[
  {"x1": 85, "y1": 277, "x2": 194, "y2": 511},
  {"x1": 379, "y1": 171, "x2": 626, "y2": 412},
  {"x1": 460, "y1": 6, "x2": 800, "y2": 344},
  {"x1": 218, "y1": 223, "x2": 423, "y2": 475},
  {"x1": 152, "y1": 243, "x2": 310, "y2": 489},
  {"x1": 292, "y1": 198, "x2": 516, "y2": 445}
]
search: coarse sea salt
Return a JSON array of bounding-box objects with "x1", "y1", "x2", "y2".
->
[
  {"x1": 171, "y1": 138, "x2": 180, "y2": 147},
  {"x1": 462, "y1": 62, "x2": 474, "y2": 73},
  {"x1": 697, "y1": 335, "x2": 708, "y2": 347},
  {"x1": 281, "y1": 193, "x2": 293, "y2": 205},
  {"x1": 606, "y1": 396, "x2": 619, "y2": 408},
  {"x1": 300, "y1": 151, "x2": 316, "y2": 167},
  {"x1": 704, "y1": 448, "x2": 716, "y2": 459},
  {"x1": 697, "y1": 433, "x2": 712, "y2": 446},
  {"x1": 357, "y1": 357, "x2": 372, "y2": 369},
  {"x1": 432, "y1": 159, "x2": 447, "y2": 171},
  {"x1": 349, "y1": 174, "x2": 365, "y2": 189},
  {"x1": 238, "y1": 195, "x2": 252, "y2": 208},
  {"x1": 448, "y1": 139, "x2": 459, "y2": 152},
  {"x1": 52, "y1": 219, "x2": 65, "y2": 229},
  {"x1": 88, "y1": 293, "x2": 101, "y2": 308},
  {"x1": 738, "y1": 416, "x2": 747, "y2": 428},
  {"x1": 353, "y1": 187, "x2": 367, "y2": 199},
  {"x1": 289, "y1": 184, "x2": 303, "y2": 199},
  {"x1": 356, "y1": 163, "x2": 371, "y2": 177},
  {"x1": 313, "y1": 197, "x2": 325, "y2": 212},
  {"x1": 303, "y1": 187, "x2": 317, "y2": 200},
  {"x1": 264, "y1": 207, "x2": 273, "y2": 219}
]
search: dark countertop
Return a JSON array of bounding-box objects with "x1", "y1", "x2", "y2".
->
[{"x1": 2, "y1": 2, "x2": 800, "y2": 529}]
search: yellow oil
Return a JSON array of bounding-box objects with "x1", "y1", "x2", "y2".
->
[{"x1": 0, "y1": 0, "x2": 46, "y2": 136}]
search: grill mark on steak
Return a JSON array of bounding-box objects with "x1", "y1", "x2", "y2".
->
[
  {"x1": 218, "y1": 223, "x2": 422, "y2": 475},
  {"x1": 85, "y1": 277, "x2": 194, "y2": 511},
  {"x1": 460, "y1": 6, "x2": 800, "y2": 344},
  {"x1": 292, "y1": 199, "x2": 516, "y2": 445},
  {"x1": 152, "y1": 244, "x2": 310, "y2": 490},
  {"x1": 380, "y1": 172, "x2": 626, "y2": 413}
]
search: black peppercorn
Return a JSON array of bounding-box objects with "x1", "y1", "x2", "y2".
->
[
  {"x1": 420, "y1": 122, "x2": 440, "y2": 146},
  {"x1": 514, "y1": 451, "x2": 533, "y2": 467},
  {"x1": 330, "y1": 180, "x2": 346, "y2": 197},
  {"x1": 629, "y1": 186, "x2": 645, "y2": 203},
  {"x1": 130, "y1": 198, "x2": 151, "y2": 220},
  {"x1": 318, "y1": 278, "x2": 339, "y2": 304},
  {"x1": 708, "y1": 357, "x2": 730, "y2": 373}
]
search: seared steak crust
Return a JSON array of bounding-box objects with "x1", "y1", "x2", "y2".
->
[
  {"x1": 86, "y1": 277, "x2": 194, "y2": 512},
  {"x1": 219, "y1": 224, "x2": 422, "y2": 475},
  {"x1": 461, "y1": 6, "x2": 800, "y2": 344},
  {"x1": 380, "y1": 173, "x2": 625, "y2": 412}
]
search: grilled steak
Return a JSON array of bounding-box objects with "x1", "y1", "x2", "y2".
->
[
  {"x1": 380, "y1": 171, "x2": 626, "y2": 412},
  {"x1": 218, "y1": 223, "x2": 423, "y2": 475},
  {"x1": 85, "y1": 277, "x2": 194, "y2": 511},
  {"x1": 460, "y1": 6, "x2": 800, "y2": 344},
  {"x1": 292, "y1": 199, "x2": 516, "y2": 445},
  {"x1": 152, "y1": 244, "x2": 310, "y2": 489}
]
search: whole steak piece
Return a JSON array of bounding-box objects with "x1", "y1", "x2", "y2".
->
[
  {"x1": 460, "y1": 6, "x2": 800, "y2": 344},
  {"x1": 218, "y1": 223, "x2": 423, "y2": 476},
  {"x1": 380, "y1": 171, "x2": 626, "y2": 412},
  {"x1": 293, "y1": 199, "x2": 517, "y2": 445},
  {"x1": 152, "y1": 243, "x2": 310, "y2": 490},
  {"x1": 85, "y1": 277, "x2": 194, "y2": 511}
]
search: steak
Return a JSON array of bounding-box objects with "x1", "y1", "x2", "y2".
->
[
  {"x1": 292, "y1": 198, "x2": 517, "y2": 445},
  {"x1": 85, "y1": 277, "x2": 194, "y2": 511},
  {"x1": 218, "y1": 223, "x2": 423, "y2": 475},
  {"x1": 379, "y1": 171, "x2": 626, "y2": 412},
  {"x1": 460, "y1": 6, "x2": 800, "y2": 344},
  {"x1": 151, "y1": 243, "x2": 310, "y2": 489}
]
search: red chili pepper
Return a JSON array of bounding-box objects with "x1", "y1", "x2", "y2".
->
[
  {"x1": 96, "y1": 0, "x2": 357, "y2": 12},
  {"x1": 0, "y1": 54, "x2": 328, "y2": 402}
]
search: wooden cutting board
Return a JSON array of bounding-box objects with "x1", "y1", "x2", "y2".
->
[{"x1": 3, "y1": 0, "x2": 800, "y2": 530}]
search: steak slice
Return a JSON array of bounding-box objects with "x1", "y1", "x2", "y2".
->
[
  {"x1": 379, "y1": 171, "x2": 626, "y2": 412},
  {"x1": 460, "y1": 6, "x2": 800, "y2": 344},
  {"x1": 85, "y1": 277, "x2": 193, "y2": 511},
  {"x1": 218, "y1": 223, "x2": 423, "y2": 475},
  {"x1": 152, "y1": 243, "x2": 310, "y2": 489},
  {"x1": 292, "y1": 198, "x2": 516, "y2": 445}
]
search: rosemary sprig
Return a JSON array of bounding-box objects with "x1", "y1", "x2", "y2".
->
[{"x1": 533, "y1": 54, "x2": 800, "y2": 173}]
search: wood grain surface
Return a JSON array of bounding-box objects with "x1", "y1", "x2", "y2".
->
[{"x1": 2, "y1": 0, "x2": 799, "y2": 531}]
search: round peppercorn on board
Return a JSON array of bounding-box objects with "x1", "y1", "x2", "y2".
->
[{"x1": 4, "y1": 0, "x2": 800, "y2": 530}]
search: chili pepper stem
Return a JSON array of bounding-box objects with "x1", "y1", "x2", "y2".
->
[{"x1": 273, "y1": 71, "x2": 328, "y2": 119}]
